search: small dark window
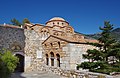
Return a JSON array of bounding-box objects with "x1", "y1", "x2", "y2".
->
[
  {"x1": 44, "y1": 30, "x2": 46, "y2": 32},
  {"x1": 31, "y1": 28, "x2": 34, "y2": 30},
  {"x1": 46, "y1": 54, "x2": 49, "y2": 65},
  {"x1": 56, "y1": 54, "x2": 60, "y2": 67},
  {"x1": 45, "y1": 44, "x2": 47, "y2": 47},
  {"x1": 57, "y1": 22, "x2": 59, "y2": 25},
  {"x1": 58, "y1": 42, "x2": 60, "y2": 48},
  {"x1": 50, "y1": 52, "x2": 54, "y2": 66},
  {"x1": 50, "y1": 43, "x2": 53, "y2": 47},
  {"x1": 54, "y1": 33, "x2": 58, "y2": 36}
]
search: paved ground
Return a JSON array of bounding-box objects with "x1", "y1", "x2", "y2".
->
[
  {"x1": 10, "y1": 71, "x2": 120, "y2": 78},
  {"x1": 10, "y1": 71, "x2": 64, "y2": 78},
  {"x1": 114, "y1": 75, "x2": 120, "y2": 78}
]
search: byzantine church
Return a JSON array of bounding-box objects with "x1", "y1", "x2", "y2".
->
[{"x1": 0, "y1": 17, "x2": 97, "y2": 72}]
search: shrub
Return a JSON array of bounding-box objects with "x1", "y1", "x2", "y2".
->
[{"x1": 0, "y1": 49, "x2": 19, "y2": 78}]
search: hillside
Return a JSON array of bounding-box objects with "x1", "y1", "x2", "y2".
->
[
  {"x1": 111, "y1": 28, "x2": 120, "y2": 42},
  {"x1": 86, "y1": 28, "x2": 120, "y2": 42}
]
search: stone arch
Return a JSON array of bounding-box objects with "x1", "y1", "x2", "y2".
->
[
  {"x1": 40, "y1": 28, "x2": 49, "y2": 33},
  {"x1": 50, "y1": 52, "x2": 54, "y2": 66},
  {"x1": 66, "y1": 26, "x2": 74, "y2": 33},
  {"x1": 14, "y1": 52, "x2": 24, "y2": 72},
  {"x1": 10, "y1": 42, "x2": 22, "y2": 51},
  {"x1": 13, "y1": 52, "x2": 24, "y2": 56},
  {"x1": 45, "y1": 54, "x2": 49, "y2": 65},
  {"x1": 53, "y1": 32, "x2": 59, "y2": 36},
  {"x1": 58, "y1": 41, "x2": 60, "y2": 48},
  {"x1": 40, "y1": 27, "x2": 50, "y2": 38},
  {"x1": 56, "y1": 54, "x2": 60, "y2": 67},
  {"x1": 53, "y1": 31, "x2": 63, "y2": 36}
]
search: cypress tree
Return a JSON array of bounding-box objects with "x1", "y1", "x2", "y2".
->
[{"x1": 80, "y1": 21, "x2": 120, "y2": 74}]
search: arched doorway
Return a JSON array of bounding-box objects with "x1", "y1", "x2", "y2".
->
[
  {"x1": 15, "y1": 54, "x2": 24, "y2": 72},
  {"x1": 56, "y1": 54, "x2": 60, "y2": 67}
]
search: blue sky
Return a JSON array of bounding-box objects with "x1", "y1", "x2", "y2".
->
[{"x1": 0, "y1": 0, "x2": 120, "y2": 34}]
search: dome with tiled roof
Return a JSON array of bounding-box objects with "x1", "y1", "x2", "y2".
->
[
  {"x1": 46, "y1": 17, "x2": 69, "y2": 27},
  {"x1": 49, "y1": 17, "x2": 66, "y2": 21}
]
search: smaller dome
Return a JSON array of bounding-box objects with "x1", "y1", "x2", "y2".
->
[{"x1": 49, "y1": 17, "x2": 65, "y2": 21}]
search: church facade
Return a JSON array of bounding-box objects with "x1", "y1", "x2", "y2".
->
[{"x1": 0, "y1": 17, "x2": 97, "y2": 72}]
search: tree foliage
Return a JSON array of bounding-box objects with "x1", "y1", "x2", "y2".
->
[
  {"x1": 0, "y1": 49, "x2": 19, "y2": 78},
  {"x1": 22, "y1": 18, "x2": 30, "y2": 25},
  {"x1": 79, "y1": 21, "x2": 120, "y2": 74},
  {"x1": 11, "y1": 18, "x2": 21, "y2": 26},
  {"x1": 10, "y1": 18, "x2": 31, "y2": 26}
]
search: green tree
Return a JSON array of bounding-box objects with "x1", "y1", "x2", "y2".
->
[
  {"x1": 0, "y1": 49, "x2": 19, "y2": 78},
  {"x1": 11, "y1": 18, "x2": 22, "y2": 26},
  {"x1": 22, "y1": 18, "x2": 31, "y2": 25},
  {"x1": 79, "y1": 21, "x2": 120, "y2": 74},
  {"x1": 10, "y1": 18, "x2": 31, "y2": 26}
]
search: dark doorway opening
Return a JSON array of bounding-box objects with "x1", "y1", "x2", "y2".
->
[
  {"x1": 50, "y1": 52, "x2": 54, "y2": 66},
  {"x1": 46, "y1": 54, "x2": 49, "y2": 65},
  {"x1": 15, "y1": 54, "x2": 24, "y2": 72},
  {"x1": 56, "y1": 54, "x2": 60, "y2": 67}
]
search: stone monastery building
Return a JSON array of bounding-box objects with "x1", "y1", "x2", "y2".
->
[{"x1": 0, "y1": 17, "x2": 97, "y2": 72}]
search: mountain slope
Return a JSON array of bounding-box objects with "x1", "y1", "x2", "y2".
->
[
  {"x1": 111, "y1": 28, "x2": 120, "y2": 42},
  {"x1": 86, "y1": 28, "x2": 120, "y2": 42}
]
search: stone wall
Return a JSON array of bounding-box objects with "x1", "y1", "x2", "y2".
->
[
  {"x1": 62, "y1": 43, "x2": 96, "y2": 70},
  {"x1": 0, "y1": 25, "x2": 25, "y2": 52},
  {"x1": 0, "y1": 25, "x2": 46, "y2": 72},
  {"x1": 35, "y1": 65, "x2": 113, "y2": 78},
  {"x1": 24, "y1": 29, "x2": 48, "y2": 72}
]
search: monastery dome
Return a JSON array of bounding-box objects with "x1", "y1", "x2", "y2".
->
[
  {"x1": 46, "y1": 17, "x2": 69, "y2": 27},
  {"x1": 49, "y1": 17, "x2": 66, "y2": 21}
]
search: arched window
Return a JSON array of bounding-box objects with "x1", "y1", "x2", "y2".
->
[
  {"x1": 40, "y1": 28, "x2": 49, "y2": 36},
  {"x1": 44, "y1": 30, "x2": 46, "y2": 32},
  {"x1": 54, "y1": 32, "x2": 58, "y2": 36},
  {"x1": 50, "y1": 52, "x2": 54, "y2": 66},
  {"x1": 53, "y1": 22, "x2": 55, "y2": 25},
  {"x1": 46, "y1": 54, "x2": 49, "y2": 65},
  {"x1": 50, "y1": 43, "x2": 53, "y2": 47},
  {"x1": 62, "y1": 22, "x2": 64, "y2": 25},
  {"x1": 31, "y1": 28, "x2": 34, "y2": 30},
  {"x1": 45, "y1": 44, "x2": 47, "y2": 47},
  {"x1": 66, "y1": 27, "x2": 73, "y2": 33},
  {"x1": 56, "y1": 54, "x2": 60, "y2": 67},
  {"x1": 57, "y1": 22, "x2": 59, "y2": 25},
  {"x1": 58, "y1": 42, "x2": 60, "y2": 48},
  {"x1": 11, "y1": 45, "x2": 21, "y2": 51}
]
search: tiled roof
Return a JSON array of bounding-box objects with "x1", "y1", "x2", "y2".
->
[{"x1": 0, "y1": 24, "x2": 22, "y2": 29}]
